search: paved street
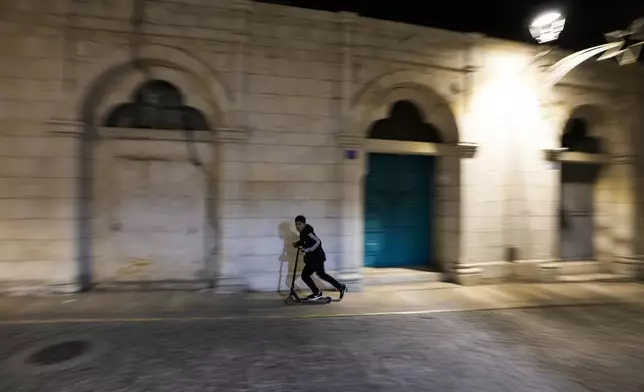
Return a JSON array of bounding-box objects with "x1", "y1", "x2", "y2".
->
[
  {"x1": 1, "y1": 283, "x2": 644, "y2": 391},
  {"x1": 1, "y1": 302, "x2": 644, "y2": 392}
]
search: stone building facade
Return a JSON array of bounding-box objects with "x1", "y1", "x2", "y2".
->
[{"x1": 0, "y1": 0, "x2": 643, "y2": 293}]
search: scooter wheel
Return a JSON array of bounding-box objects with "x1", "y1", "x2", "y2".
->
[
  {"x1": 285, "y1": 296, "x2": 295, "y2": 305},
  {"x1": 324, "y1": 297, "x2": 332, "y2": 304}
]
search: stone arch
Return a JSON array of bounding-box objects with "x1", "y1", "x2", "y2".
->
[
  {"x1": 351, "y1": 70, "x2": 461, "y2": 144},
  {"x1": 104, "y1": 79, "x2": 209, "y2": 130},
  {"x1": 556, "y1": 100, "x2": 627, "y2": 155},
  {"x1": 348, "y1": 70, "x2": 463, "y2": 279},
  {"x1": 557, "y1": 102, "x2": 635, "y2": 264},
  {"x1": 561, "y1": 117, "x2": 604, "y2": 153},
  {"x1": 73, "y1": 46, "x2": 233, "y2": 289},
  {"x1": 76, "y1": 44, "x2": 234, "y2": 128},
  {"x1": 564, "y1": 105, "x2": 611, "y2": 148},
  {"x1": 368, "y1": 100, "x2": 444, "y2": 143},
  {"x1": 559, "y1": 114, "x2": 606, "y2": 184}
]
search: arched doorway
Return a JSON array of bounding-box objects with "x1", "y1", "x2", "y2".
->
[
  {"x1": 92, "y1": 79, "x2": 213, "y2": 286},
  {"x1": 364, "y1": 100, "x2": 444, "y2": 270},
  {"x1": 72, "y1": 46, "x2": 233, "y2": 290},
  {"x1": 559, "y1": 115, "x2": 606, "y2": 261}
]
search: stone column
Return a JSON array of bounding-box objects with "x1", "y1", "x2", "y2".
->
[
  {"x1": 46, "y1": 120, "x2": 84, "y2": 293},
  {"x1": 214, "y1": 128, "x2": 250, "y2": 293},
  {"x1": 339, "y1": 11, "x2": 357, "y2": 117},
  {"x1": 629, "y1": 106, "x2": 644, "y2": 279},
  {"x1": 450, "y1": 34, "x2": 503, "y2": 286},
  {"x1": 212, "y1": 0, "x2": 253, "y2": 293},
  {"x1": 604, "y1": 150, "x2": 642, "y2": 277},
  {"x1": 337, "y1": 134, "x2": 365, "y2": 287},
  {"x1": 611, "y1": 101, "x2": 644, "y2": 279},
  {"x1": 230, "y1": 0, "x2": 253, "y2": 130},
  {"x1": 447, "y1": 143, "x2": 486, "y2": 286},
  {"x1": 335, "y1": 12, "x2": 362, "y2": 286}
]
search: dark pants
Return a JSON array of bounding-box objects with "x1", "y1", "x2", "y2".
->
[{"x1": 301, "y1": 261, "x2": 342, "y2": 294}]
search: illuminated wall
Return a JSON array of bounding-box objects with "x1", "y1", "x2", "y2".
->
[{"x1": 0, "y1": 0, "x2": 642, "y2": 292}]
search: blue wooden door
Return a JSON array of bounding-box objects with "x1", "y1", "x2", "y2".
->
[{"x1": 364, "y1": 153, "x2": 434, "y2": 268}]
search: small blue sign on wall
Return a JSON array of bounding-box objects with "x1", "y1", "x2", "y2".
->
[{"x1": 345, "y1": 150, "x2": 358, "y2": 160}]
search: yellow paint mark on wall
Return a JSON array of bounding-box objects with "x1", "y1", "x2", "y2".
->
[{"x1": 117, "y1": 258, "x2": 155, "y2": 277}]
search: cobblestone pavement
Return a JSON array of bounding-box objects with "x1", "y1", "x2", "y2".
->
[{"x1": 1, "y1": 303, "x2": 644, "y2": 392}]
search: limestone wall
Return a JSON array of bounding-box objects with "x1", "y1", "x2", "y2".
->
[
  {"x1": 0, "y1": 0, "x2": 642, "y2": 292},
  {"x1": 234, "y1": 3, "x2": 344, "y2": 290},
  {"x1": 0, "y1": 1, "x2": 77, "y2": 291}
]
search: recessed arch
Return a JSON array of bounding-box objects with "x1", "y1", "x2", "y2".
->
[
  {"x1": 554, "y1": 100, "x2": 625, "y2": 153},
  {"x1": 368, "y1": 100, "x2": 444, "y2": 143},
  {"x1": 76, "y1": 44, "x2": 234, "y2": 129},
  {"x1": 104, "y1": 79, "x2": 210, "y2": 130},
  {"x1": 73, "y1": 48, "x2": 231, "y2": 290},
  {"x1": 560, "y1": 117, "x2": 605, "y2": 154},
  {"x1": 557, "y1": 102, "x2": 635, "y2": 265},
  {"x1": 350, "y1": 70, "x2": 461, "y2": 144},
  {"x1": 347, "y1": 70, "x2": 464, "y2": 281}
]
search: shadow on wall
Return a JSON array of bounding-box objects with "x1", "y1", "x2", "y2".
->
[
  {"x1": 277, "y1": 221, "x2": 299, "y2": 293},
  {"x1": 276, "y1": 221, "x2": 331, "y2": 294}
]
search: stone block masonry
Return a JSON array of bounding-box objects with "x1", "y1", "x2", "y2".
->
[{"x1": 0, "y1": 0, "x2": 643, "y2": 293}]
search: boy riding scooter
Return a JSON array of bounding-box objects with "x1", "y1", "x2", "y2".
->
[{"x1": 292, "y1": 215, "x2": 348, "y2": 300}]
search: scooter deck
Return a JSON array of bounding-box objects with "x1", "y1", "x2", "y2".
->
[
  {"x1": 298, "y1": 297, "x2": 332, "y2": 303},
  {"x1": 285, "y1": 295, "x2": 332, "y2": 305},
  {"x1": 285, "y1": 249, "x2": 336, "y2": 305}
]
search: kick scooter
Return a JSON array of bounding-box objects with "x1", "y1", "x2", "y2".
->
[{"x1": 285, "y1": 248, "x2": 332, "y2": 305}]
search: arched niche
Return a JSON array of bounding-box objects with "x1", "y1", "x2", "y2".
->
[
  {"x1": 342, "y1": 73, "x2": 467, "y2": 282},
  {"x1": 75, "y1": 55, "x2": 230, "y2": 290},
  {"x1": 557, "y1": 103, "x2": 635, "y2": 266},
  {"x1": 104, "y1": 79, "x2": 210, "y2": 131},
  {"x1": 368, "y1": 100, "x2": 444, "y2": 143},
  {"x1": 363, "y1": 99, "x2": 450, "y2": 273}
]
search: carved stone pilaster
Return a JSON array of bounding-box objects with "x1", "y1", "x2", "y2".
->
[
  {"x1": 336, "y1": 132, "x2": 365, "y2": 285},
  {"x1": 230, "y1": 0, "x2": 253, "y2": 127},
  {"x1": 339, "y1": 12, "x2": 358, "y2": 117}
]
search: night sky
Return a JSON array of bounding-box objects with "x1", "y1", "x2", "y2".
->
[{"x1": 259, "y1": 0, "x2": 644, "y2": 51}]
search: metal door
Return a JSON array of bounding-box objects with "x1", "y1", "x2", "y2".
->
[
  {"x1": 364, "y1": 153, "x2": 434, "y2": 268},
  {"x1": 560, "y1": 182, "x2": 595, "y2": 260}
]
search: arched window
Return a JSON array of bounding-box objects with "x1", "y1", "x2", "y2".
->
[
  {"x1": 368, "y1": 100, "x2": 443, "y2": 143},
  {"x1": 560, "y1": 118, "x2": 603, "y2": 154},
  {"x1": 104, "y1": 80, "x2": 209, "y2": 130},
  {"x1": 560, "y1": 117, "x2": 605, "y2": 183}
]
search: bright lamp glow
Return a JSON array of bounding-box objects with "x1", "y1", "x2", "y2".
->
[
  {"x1": 531, "y1": 12, "x2": 562, "y2": 28},
  {"x1": 529, "y1": 11, "x2": 566, "y2": 44}
]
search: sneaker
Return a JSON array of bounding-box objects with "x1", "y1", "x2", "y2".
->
[
  {"x1": 340, "y1": 284, "x2": 348, "y2": 300},
  {"x1": 307, "y1": 292, "x2": 323, "y2": 300}
]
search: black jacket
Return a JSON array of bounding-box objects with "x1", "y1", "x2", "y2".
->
[{"x1": 297, "y1": 224, "x2": 326, "y2": 264}]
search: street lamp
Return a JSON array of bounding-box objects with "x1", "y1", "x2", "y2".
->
[
  {"x1": 528, "y1": 11, "x2": 644, "y2": 90},
  {"x1": 529, "y1": 11, "x2": 566, "y2": 44}
]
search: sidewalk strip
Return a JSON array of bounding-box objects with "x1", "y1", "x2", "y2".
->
[{"x1": 0, "y1": 299, "x2": 638, "y2": 325}]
